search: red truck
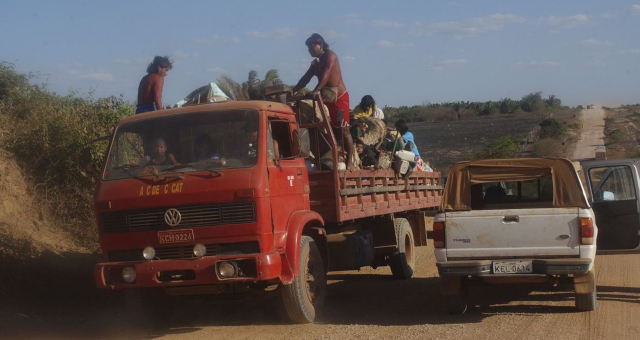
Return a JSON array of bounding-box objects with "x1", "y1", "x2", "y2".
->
[{"x1": 93, "y1": 96, "x2": 441, "y2": 323}]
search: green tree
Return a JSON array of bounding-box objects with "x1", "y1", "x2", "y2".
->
[
  {"x1": 475, "y1": 136, "x2": 519, "y2": 159},
  {"x1": 545, "y1": 95, "x2": 561, "y2": 108},
  {"x1": 520, "y1": 92, "x2": 545, "y2": 112},
  {"x1": 539, "y1": 118, "x2": 566, "y2": 138}
]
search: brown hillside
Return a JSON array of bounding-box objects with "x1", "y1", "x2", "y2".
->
[{"x1": 0, "y1": 147, "x2": 88, "y2": 260}]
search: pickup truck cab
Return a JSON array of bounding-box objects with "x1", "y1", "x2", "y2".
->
[{"x1": 434, "y1": 158, "x2": 597, "y2": 313}]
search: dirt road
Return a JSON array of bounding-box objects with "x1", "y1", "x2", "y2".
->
[
  {"x1": 572, "y1": 105, "x2": 606, "y2": 160},
  {"x1": 2, "y1": 242, "x2": 639, "y2": 339}
]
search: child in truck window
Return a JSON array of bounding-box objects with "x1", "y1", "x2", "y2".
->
[{"x1": 148, "y1": 137, "x2": 178, "y2": 166}]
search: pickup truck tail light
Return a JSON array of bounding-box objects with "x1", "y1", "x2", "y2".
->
[
  {"x1": 580, "y1": 217, "x2": 594, "y2": 245},
  {"x1": 433, "y1": 221, "x2": 445, "y2": 248}
]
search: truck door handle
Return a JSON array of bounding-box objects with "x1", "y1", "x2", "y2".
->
[
  {"x1": 297, "y1": 170, "x2": 303, "y2": 176},
  {"x1": 503, "y1": 215, "x2": 519, "y2": 223}
]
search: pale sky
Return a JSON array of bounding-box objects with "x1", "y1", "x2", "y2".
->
[{"x1": 1, "y1": 0, "x2": 639, "y2": 107}]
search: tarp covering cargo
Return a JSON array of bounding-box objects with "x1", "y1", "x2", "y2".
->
[
  {"x1": 176, "y1": 82, "x2": 230, "y2": 107},
  {"x1": 442, "y1": 158, "x2": 589, "y2": 211}
]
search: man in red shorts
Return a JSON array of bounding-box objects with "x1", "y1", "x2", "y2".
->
[
  {"x1": 293, "y1": 33, "x2": 354, "y2": 169},
  {"x1": 136, "y1": 56, "x2": 172, "y2": 114}
]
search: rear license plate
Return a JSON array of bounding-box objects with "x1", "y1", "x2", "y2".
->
[
  {"x1": 493, "y1": 260, "x2": 533, "y2": 274},
  {"x1": 158, "y1": 229, "x2": 194, "y2": 245}
]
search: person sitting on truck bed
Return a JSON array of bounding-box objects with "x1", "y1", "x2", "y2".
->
[
  {"x1": 147, "y1": 137, "x2": 178, "y2": 166},
  {"x1": 292, "y1": 33, "x2": 354, "y2": 170},
  {"x1": 395, "y1": 119, "x2": 429, "y2": 171},
  {"x1": 356, "y1": 142, "x2": 378, "y2": 168},
  {"x1": 353, "y1": 95, "x2": 384, "y2": 120},
  {"x1": 351, "y1": 120, "x2": 369, "y2": 145},
  {"x1": 136, "y1": 56, "x2": 172, "y2": 114}
]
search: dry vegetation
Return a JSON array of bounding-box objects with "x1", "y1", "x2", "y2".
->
[{"x1": 602, "y1": 105, "x2": 640, "y2": 159}]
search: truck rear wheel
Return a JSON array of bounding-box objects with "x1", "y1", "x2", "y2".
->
[
  {"x1": 281, "y1": 235, "x2": 327, "y2": 323},
  {"x1": 575, "y1": 291, "x2": 597, "y2": 311},
  {"x1": 574, "y1": 270, "x2": 597, "y2": 311},
  {"x1": 389, "y1": 218, "x2": 415, "y2": 279},
  {"x1": 447, "y1": 293, "x2": 469, "y2": 315}
]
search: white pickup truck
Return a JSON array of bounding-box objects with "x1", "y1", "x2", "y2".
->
[{"x1": 434, "y1": 158, "x2": 597, "y2": 313}]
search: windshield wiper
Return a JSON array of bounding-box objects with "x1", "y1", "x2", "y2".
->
[{"x1": 187, "y1": 167, "x2": 223, "y2": 178}]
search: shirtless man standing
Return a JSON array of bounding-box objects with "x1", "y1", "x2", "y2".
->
[
  {"x1": 293, "y1": 33, "x2": 354, "y2": 169},
  {"x1": 136, "y1": 56, "x2": 172, "y2": 114}
]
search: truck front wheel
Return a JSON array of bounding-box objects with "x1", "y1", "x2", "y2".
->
[
  {"x1": 281, "y1": 235, "x2": 327, "y2": 323},
  {"x1": 389, "y1": 218, "x2": 415, "y2": 279}
]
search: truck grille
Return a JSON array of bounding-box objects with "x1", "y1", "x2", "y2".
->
[
  {"x1": 108, "y1": 241, "x2": 260, "y2": 262},
  {"x1": 99, "y1": 201, "x2": 256, "y2": 233}
]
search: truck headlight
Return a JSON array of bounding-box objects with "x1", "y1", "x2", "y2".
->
[
  {"x1": 193, "y1": 243, "x2": 207, "y2": 258},
  {"x1": 216, "y1": 261, "x2": 237, "y2": 279},
  {"x1": 121, "y1": 266, "x2": 136, "y2": 283},
  {"x1": 142, "y1": 246, "x2": 156, "y2": 260}
]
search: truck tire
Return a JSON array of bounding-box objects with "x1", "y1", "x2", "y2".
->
[
  {"x1": 575, "y1": 291, "x2": 597, "y2": 311},
  {"x1": 389, "y1": 218, "x2": 415, "y2": 279},
  {"x1": 443, "y1": 277, "x2": 469, "y2": 315},
  {"x1": 574, "y1": 270, "x2": 597, "y2": 311},
  {"x1": 281, "y1": 235, "x2": 327, "y2": 323},
  {"x1": 447, "y1": 293, "x2": 469, "y2": 315}
]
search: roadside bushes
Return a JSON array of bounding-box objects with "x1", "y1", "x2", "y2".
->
[
  {"x1": 473, "y1": 136, "x2": 520, "y2": 159},
  {"x1": 539, "y1": 118, "x2": 566, "y2": 139},
  {"x1": 1, "y1": 63, "x2": 131, "y2": 244},
  {"x1": 385, "y1": 92, "x2": 572, "y2": 123}
]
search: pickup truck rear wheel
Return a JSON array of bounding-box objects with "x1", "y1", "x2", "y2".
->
[
  {"x1": 575, "y1": 291, "x2": 597, "y2": 311},
  {"x1": 281, "y1": 235, "x2": 327, "y2": 323},
  {"x1": 447, "y1": 293, "x2": 469, "y2": 315},
  {"x1": 573, "y1": 270, "x2": 598, "y2": 311},
  {"x1": 574, "y1": 271, "x2": 597, "y2": 311},
  {"x1": 389, "y1": 218, "x2": 415, "y2": 279}
]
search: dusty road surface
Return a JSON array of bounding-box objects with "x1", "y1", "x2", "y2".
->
[
  {"x1": 572, "y1": 105, "x2": 606, "y2": 160},
  {"x1": 2, "y1": 242, "x2": 639, "y2": 339}
]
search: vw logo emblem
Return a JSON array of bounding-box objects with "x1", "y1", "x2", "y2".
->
[{"x1": 164, "y1": 208, "x2": 182, "y2": 227}]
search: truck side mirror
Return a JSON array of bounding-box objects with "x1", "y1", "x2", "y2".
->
[{"x1": 294, "y1": 128, "x2": 311, "y2": 158}]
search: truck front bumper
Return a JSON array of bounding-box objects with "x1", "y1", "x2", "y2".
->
[
  {"x1": 437, "y1": 258, "x2": 592, "y2": 276},
  {"x1": 95, "y1": 251, "x2": 283, "y2": 290}
]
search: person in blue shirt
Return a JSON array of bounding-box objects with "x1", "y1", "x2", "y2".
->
[
  {"x1": 395, "y1": 119, "x2": 430, "y2": 171},
  {"x1": 395, "y1": 119, "x2": 420, "y2": 158}
]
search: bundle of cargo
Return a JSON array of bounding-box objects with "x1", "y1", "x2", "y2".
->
[
  {"x1": 176, "y1": 82, "x2": 230, "y2": 107},
  {"x1": 354, "y1": 117, "x2": 386, "y2": 146},
  {"x1": 296, "y1": 99, "x2": 328, "y2": 125}
]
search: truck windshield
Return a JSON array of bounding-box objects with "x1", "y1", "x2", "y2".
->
[{"x1": 104, "y1": 109, "x2": 259, "y2": 180}]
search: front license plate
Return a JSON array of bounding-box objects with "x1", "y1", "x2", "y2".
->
[
  {"x1": 493, "y1": 260, "x2": 533, "y2": 274},
  {"x1": 157, "y1": 229, "x2": 194, "y2": 245}
]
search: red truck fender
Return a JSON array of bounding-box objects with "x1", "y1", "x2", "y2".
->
[{"x1": 280, "y1": 210, "x2": 325, "y2": 283}]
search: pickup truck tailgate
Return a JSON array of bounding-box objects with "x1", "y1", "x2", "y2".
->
[{"x1": 445, "y1": 208, "x2": 580, "y2": 258}]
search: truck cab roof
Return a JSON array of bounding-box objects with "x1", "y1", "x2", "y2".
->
[{"x1": 119, "y1": 100, "x2": 295, "y2": 127}]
